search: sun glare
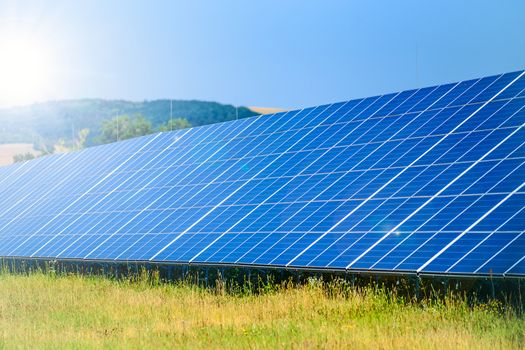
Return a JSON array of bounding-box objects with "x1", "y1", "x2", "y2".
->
[{"x1": 0, "y1": 35, "x2": 56, "y2": 106}]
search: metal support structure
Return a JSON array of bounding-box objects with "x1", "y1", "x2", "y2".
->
[
  {"x1": 167, "y1": 265, "x2": 173, "y2": 282},
  {"x1": 415, "y1": 276, "x2": 421, "y2": 301}
]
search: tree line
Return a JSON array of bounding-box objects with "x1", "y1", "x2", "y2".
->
[
  {"x1": 13, "y1": 114, "x2": 192, "y2": 163},
  {"x1": 98, "y1": 114, "x2": 191, "y2": 143}
]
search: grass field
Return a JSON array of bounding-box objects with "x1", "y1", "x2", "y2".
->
[{"x1": 0, "y1": 271, "x2": 523, "y2": 349}]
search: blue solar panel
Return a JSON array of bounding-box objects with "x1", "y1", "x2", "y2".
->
[{"x1": 0, "y1": 70, "x2": 524, "y2": 278}]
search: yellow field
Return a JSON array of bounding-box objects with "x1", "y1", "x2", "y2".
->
[
  {"x1": 0, "y1": 143, "x2": 40, "y2": 166},
  {"x1": 0, "y1": 272, "x2": 523, "y2": 349},
  {"x1": 249, "y1": 106, "x2": 287, "y2": 115}
]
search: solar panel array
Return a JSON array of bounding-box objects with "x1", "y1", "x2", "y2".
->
[{"x1": 0, "y1": 70, "x2": 524, "y2": 277}]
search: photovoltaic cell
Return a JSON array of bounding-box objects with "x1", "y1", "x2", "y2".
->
[{"x1": 0, "y1": 70, "x2": 524, "y2": 277}]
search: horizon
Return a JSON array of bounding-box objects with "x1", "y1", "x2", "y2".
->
[{"x1": 1, "y1": 67, "x2": 524, "y2": 112}]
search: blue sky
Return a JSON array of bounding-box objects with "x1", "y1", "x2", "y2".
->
[{"x1": 0, "y1": 0, "x2": 524, "y2": 108}]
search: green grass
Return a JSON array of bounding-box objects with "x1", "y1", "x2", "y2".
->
[{"x1": 0, "y1": 271, "x2": 523, "y2": 349}]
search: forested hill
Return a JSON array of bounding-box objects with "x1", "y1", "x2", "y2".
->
[{"x1": 0, "y1": 99, "x2": 258, "y2": 147}]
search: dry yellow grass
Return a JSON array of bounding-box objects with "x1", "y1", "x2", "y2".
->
[{"x1": 0, "y1": 272, "x2": 523, "y2": 349}]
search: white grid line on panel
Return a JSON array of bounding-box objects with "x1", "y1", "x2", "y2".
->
[
  {"x1": 189, "y1": 95, "x2": 403, "y2": 263},
  {"x1": 0, "y1": 154, "x2": 70, "y2": 219},
  {"x1": 364, "y1": 102, "x2": 525, "y2": 269},
  {"x1": 103, "y1": 116, "x2": 269, "y2": 259},
  {"x1": 0, "y1": 151, "x2": 95, "y2": 236},
  {"x1": 284, "y1": 80, "x2": 469, "y2": 266},
  {"x1": 149, "y1": 104, "x2": 343, "y2": 261},
  {"x1": 385, "y1": 127, "x2": 524, "y2": 270},
  {"x1": 221, "y1": 92, "x2": 449, "y2": 264},
  {"x1": 417, "y1": 181, "x2": 525, "y2": 272},
  {"x1": 26, "y1": 135, "x2": 170, "y2": 256},
  {"x1": 8, "y1": 133, "x2": 163, "y2": 256},
  {"x1": 107, "y1": 112, "x2": 297, "y2": 259},
  {"x1": 343, "y1": 71, "x2": 525, "y2": 269},
  {"x1": 200, "y1": 94, "x2": 409, "y2": 263},
  {"x1": 97, "y1": 112, "x2": 294, "y2": 259},
  {"x1": 0, "y1": 154, "x2": 57, "y2": 197},
  {"x1": 51, "y1": 122, "x2": 523, "y2": 195},
  {"x1": 504, "y1": 248, "x2": 525, "y2": 275},
  {"x1": 391, "y1": 159, "x2": 524, "y2": 271},
  {"x1": 372, "y1": 157, "x2": 525, "y2": 270},
  {"x1": 292, "y1": 75, "x2": 523, "y2": 268},
  {"x1": 51, "y1": 130, "x2": 193, "y2": 258},
  {"x1": 445, "y1": 207, "x2": 525, "y2": 273},
  {"x1": 233, "y1": 92, "x2": 433, "y2": 264}
]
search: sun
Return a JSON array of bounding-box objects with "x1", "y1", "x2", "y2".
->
[{"x1": 0, "y1": 34, "x2": 56, "y2": 106}]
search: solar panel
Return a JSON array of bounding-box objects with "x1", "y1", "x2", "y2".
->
[{"x1": 0, "y1": 70, "x2": 524, "y2": 278}]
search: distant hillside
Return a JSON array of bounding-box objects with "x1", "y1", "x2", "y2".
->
[{"x1": 0, "y1": 99, "x2": 258, "y2": 147}]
